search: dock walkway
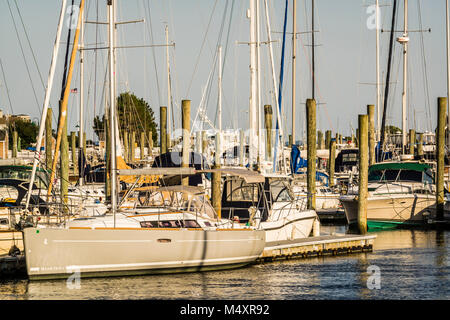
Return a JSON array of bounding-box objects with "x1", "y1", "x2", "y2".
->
[{"x1": 257, "y1": 234, "x2": 376, "y2": 262}]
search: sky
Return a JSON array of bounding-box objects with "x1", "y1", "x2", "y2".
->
[{"x1": 0, "y1": 0, "x2": 448, "y2": 143}]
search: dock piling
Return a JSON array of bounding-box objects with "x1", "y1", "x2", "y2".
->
[
  {"x1": 437, "y1": 97, "x2": 446, "y2": 220},
  {"x1": 328, "y1": 140, "x2": 336, "y2": 188},
  {"x1": 357, "y1": 114, "x2": 368, "y2": 234},
  {"x1": 160, "y1": 106, "x2": 167, "y2": 155},
  {"x1": 409, "y1": 129, "x2": 416, "y2": 156},
  {"x1": 264, "y1": 105, "x2": 273, "y2": 160},
  {"x1": 181, "y1": 100, "x2": 190, "y2": 186},
  {"x1": 306, "y1": 99, "x2": 316, "y2": 210},
  {"x1": 367, "y1": 104, "x2": 375, "y2": 165}
]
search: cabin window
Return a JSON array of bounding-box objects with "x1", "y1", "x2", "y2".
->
[
  {"x1": 423, "y1": 171, "x2": 433, "y2": 185},
  {"x1": 275, "y1": 188, "x2": 292, "y2": 202},
  {"x1": 0, "y1": 218, "x2": 9, "y2": 225},
  {"x1": 183, "y1": 220, "x2": 201, "y2": 228},
  {"x1": 140, "y1": 221, "x2": 158, "y2": 228},
  {"x1": 399, "y1": 170, "x2": 422, "y2": 182}
]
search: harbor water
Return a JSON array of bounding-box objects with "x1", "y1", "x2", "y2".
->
[{"x1": 1, "y1": 226, "x2": 448, "y2": 300}]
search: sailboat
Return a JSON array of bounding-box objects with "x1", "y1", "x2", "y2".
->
[{"x1": 22, "y1": 0, "x2": 265, "y2": 280}]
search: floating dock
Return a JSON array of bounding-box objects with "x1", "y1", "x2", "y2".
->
[{"x1": 257, "y1": 234, "x2": 377, "y2": 262}]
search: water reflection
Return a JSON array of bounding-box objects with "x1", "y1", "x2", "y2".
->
[{"x1": 1, "y1": 228, "x2": 448, "y2": 300}]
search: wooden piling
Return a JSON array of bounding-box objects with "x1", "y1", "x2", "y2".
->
[
  {"x1": 160, "y1": 106, "x2": 167, "y2": 155},
  {"x1": 436, "y1": 97, "x2": 446, "y2": 220},
  {"x1": 123, "y1": 131, "x2": 129, "y2": 162},
  {"x1": 70, "y1": 131, "x2": 77, "y2": 174},
  {"x1": 325, "y1": 130, "x2": 331, "y2": 150},
  {"x1": 289, "y1": 134, "x2": 293, "y2": 148},
  {"x1": 306, "y1": 99, "x2": 316, "y2": 210},
  {"x1": 60, "y1": 103, "x2": 69, "y2": 211},
  {"x1": 130, "y1": 131, "x2": 135, "y2": 163},
  {"x1": 46, "y1": 108, "x2": 52, "y2": 170},
  {"x1": 181, "y1": 100, "x2": 190, "y2": 186},
  {"x1": 409, "y1": 129, "x2": 415, "y2": 156},
  {"x1": 239, "y1": 129, "x2": 245, "y2": 166},
  {"x1": 264, "y1": 105, "x2": 273, "y2": 160},
  {"x1": 317, "y1": 130, "x2": 323, "y2": 150},
  {"x1": 212, "y1": 132, "x2": 222, "y2": 218},
  {"x1": 140, "y1": 131, "x2": 145, "y2": 160},
  {"x1": 367, "y1": 104, "x2": 375, "y2": 165},
  {"x1": 357, "y1": 114, "x2": 368, "y2": 234},
  {"x1": 202, "y1": 131, "x2": 207, "y2": 155},
  {"x1": 329, "y1": 140, "x2": 336, "y2": 188},
  {"x1": 417, "y1": 133, "x2": 424, "y2": 158},
  {"x1": 148, "y1": 130, "x2": 153, "y2": 157},
  {"x1": 355, "y1": 128, "x2": 359, "y2": 147},
  {"x1": 12, "y1": 130, "x2": 18, "y2": 158}
]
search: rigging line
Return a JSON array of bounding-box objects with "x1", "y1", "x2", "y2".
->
[
  {"x1": 0, "y1": 58, "x2": 15, "y2": 115},
  {"x1": 61, "y1": 0, "x2": 75, "y2": 102},
  {"x1": 6, "y1": 0, "x2": 41, "y2": 111},
  {"x1": 13, "y1": 0, "x2": 45, "y2": 90},
  {"x1": 380, "y1": 0, "x2": 398, "y2": 154},
  {"x1": 213, "y1": 1, "x2": 230, "y2": 128},
  {"x1": 221, "y1": 0, "x2": 236, "y2": 81},
  {"x1": 143, "y1": 0, "x2": 162, "y2": 107},
  {"x1": 297, "y1": 24, "x2": 332, "y2": 131},
  {"x1": 94, "y1": 0, "x2": 99, "y2": 130},
  {"x1": 416, "y1": 0, "x2": 432, "y2": 132},
  {"x1": 186, "y1": 0, "x2": 219, "y2": 97}
]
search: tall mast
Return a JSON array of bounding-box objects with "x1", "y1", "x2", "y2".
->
[
  {"x1": 108, "y1": 0, "x2": 117, "y2": 219},
  {"x1": 218, "y1": 45, "x2": 222, "y2": 158},
  {"x1": 218, "y1": 45, "x2": 222, "y2": 134},
  {"x1": 256, "y1": 0, "x2": 262, "y2": 167},
  {"x1": 400, "y1": 0, "x2": 408, "y2": 154},
  {"x1": 165, "y1": 25, "x2": 172, "y2": 142},
  {"x1": 79, "y1": 3, "x2": 85, "y2": 186},
  {"x1": 447, "y1": 0, "x2": 450, "y2": 147},
  {"x1": 312, "y1": 0, "x2": 315, "y2": 100},
  {"x1": 264, "y1": 0, "x2": 286, "y2": 172},
  {"x1": 25, "y1": 0, "x2": 67, "y2": 210},
  {"x1": 249, "y1": 0, "x2": 257, "y2": 167},
  {"x1": 292, "y1": 0, "x2": 297, "y2": 146},
  {"x1": 376, "y1": 0, "x2": 381, "y2": 141}
]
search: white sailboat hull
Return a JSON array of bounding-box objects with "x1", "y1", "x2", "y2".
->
[{"x1": 23, "y1": 227, "x2": 265, "y2": 280}]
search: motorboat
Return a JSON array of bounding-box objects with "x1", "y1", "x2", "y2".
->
[
  {"x1": 220, "y1": 169, "x2": 318, "y2": 242},
  {"x1": 340, "y1": 161, "x2": 438, "y2": 229}
]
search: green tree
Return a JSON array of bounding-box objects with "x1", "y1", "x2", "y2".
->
[
  {"x1": 386, "y1": 125, "x2": 402, "y2": 134},
  {"x1": 93, "y1": 92, "x2": 158, "y2": 145},
  {"x1": 8, "y1": 119, "x2": 39, "y2": 149}
]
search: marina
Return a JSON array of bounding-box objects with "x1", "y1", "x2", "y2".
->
[{"x1": 0, "y1": 0, "x2": 449, "y2": 305}]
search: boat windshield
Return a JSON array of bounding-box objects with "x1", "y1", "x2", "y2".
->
[
  {"x1": 0, "y1": 166, "x2": 48, "y2": 189},
  {"x1": 368, "y1": 169, "x2": 424, "y2": 183},
  {"x1": 144, "y1": 190, "x2": 217, "y2": 220}
]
